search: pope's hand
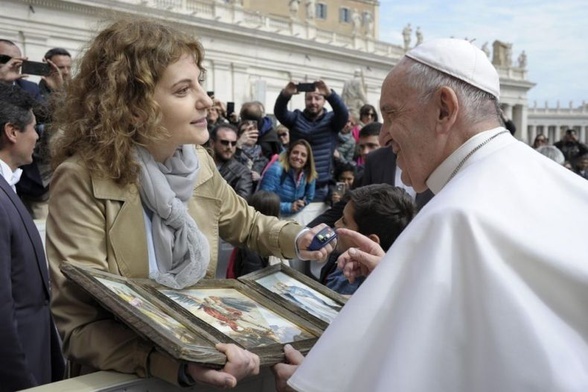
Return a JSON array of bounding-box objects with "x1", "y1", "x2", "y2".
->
[
  {"x1": 336, "y1": 228, "x2": 385, "y2": 283},
  {"x1": 272, "y1": 344, "x2": 305, "y2": 392}
]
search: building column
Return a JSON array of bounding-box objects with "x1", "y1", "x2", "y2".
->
[
  {"x1": 512, "y1": 104, "x2": 528, "y2": 143},
  {"x1": 528, "y1": 124, "x2": 535, "y2": 144},
  {"x1": 502, "y1": 103, "x2": 513, "y2": 120},
  {"x1": 204, "y1": 60, "x2": 232, "y2": 101}
]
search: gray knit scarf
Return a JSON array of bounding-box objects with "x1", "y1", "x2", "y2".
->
[{"x1": 135, "y1": 145, "x2": 210, "y2": 289}]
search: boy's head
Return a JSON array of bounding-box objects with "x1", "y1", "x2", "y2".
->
[
  {"x1": 334, "y1": 162, "x2": 356, "y2": 189},
  {"x1": 334, "y1": 184, "x2": 417, "y2": 252}
]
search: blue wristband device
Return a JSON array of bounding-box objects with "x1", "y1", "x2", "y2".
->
[{"x1": 308, "y1": 227, "x2": 337, "y2": 251}]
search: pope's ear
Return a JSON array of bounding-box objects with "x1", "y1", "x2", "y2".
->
[
  {"x1": 435, "y1": 86, "x2": 459, "y2": 132},
  {"x1": 367, "y1": 233, "x2": 380, "y2": 245}
]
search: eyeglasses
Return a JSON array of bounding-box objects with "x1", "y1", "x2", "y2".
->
[
  {"x1": 363, "y1": 112, "x2": 375, "y2": 117},
  {"x1": 278, "y1": 133, "x2": 288, "y2": 137},
  {"x1": 219, "y1": 140, "x2": 237, "y2": 147}
]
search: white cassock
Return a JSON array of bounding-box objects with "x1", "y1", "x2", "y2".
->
[{"x1": 289, "y1": 127, "x2": 588, "y2": 392}]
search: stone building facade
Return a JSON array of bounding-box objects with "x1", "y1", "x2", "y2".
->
[
  {"x1": 1, "y1": 0, "x2": 555, "y2": 144},
  {"x1": 527, "y1": 102, "x2": 588, "y2": 144}
]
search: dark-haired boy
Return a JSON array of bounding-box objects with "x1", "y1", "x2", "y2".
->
[{"x1": 320, "y1": 183, "x2": 417, "y2": 295}]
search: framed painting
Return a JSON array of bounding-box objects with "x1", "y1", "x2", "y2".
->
[
  {"x1": 142, "y1": 279, "x2": 323, "y2": 366},
  {"x1": 238, "y1": 264, "x2": 348, "y2": 329},
  {"x1": 60, "y1": 263, "x2": 226, "y2": 365}
]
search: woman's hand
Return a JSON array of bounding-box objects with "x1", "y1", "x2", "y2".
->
[
  {"x1": 296, "y1": 224, "x2": 336, "y2": 262},
  {"x1": 186, "y1": 343, "x2": 260, "y2": 388},
  {"x1": 291, "y1": 199, "x2": 306, "y2": 213}
]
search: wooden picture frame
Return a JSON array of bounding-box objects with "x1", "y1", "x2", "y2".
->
[
  {"x1": 60, "y1": 263, "x2": 225, "y2": 365},
  {"x1": 61, "y1": 263, "x2": 324, "y2": 366},
  {"x1": 238, "y1": 264, "x2": 348, "y2": 329}
]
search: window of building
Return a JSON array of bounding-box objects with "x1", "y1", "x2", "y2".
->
[
  {"x1": 316, "y1": 3, "x2": 327, "y2": 19},
  {"x1": 339, "y1": 7, "x2": 350, "y2": 23}
]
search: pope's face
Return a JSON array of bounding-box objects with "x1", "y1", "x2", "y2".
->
[{"x1": 379, "y1": 61, "x2": 438, "y2": 192}]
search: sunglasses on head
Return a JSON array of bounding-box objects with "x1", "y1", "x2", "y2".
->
[{"x1": 219, "y1": 140, "x2": 237, "y2": 147}]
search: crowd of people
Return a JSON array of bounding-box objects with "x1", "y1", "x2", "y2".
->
[{"x1": 1, "y1": 16, "x2": 587, "y2": 392}]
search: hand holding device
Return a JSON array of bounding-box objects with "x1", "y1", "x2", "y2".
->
[
  {"x1": 308, "y1": 226, "x2": 337, "y2": 251},
  {"x1": 0, "y1": 55, "x2": 25, "y2": 82}
]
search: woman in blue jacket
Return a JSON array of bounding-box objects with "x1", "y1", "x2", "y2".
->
[{"x1": 259, "y1": 139, "x2": 317, "y2": 216}]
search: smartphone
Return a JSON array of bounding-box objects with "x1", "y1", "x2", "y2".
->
[
  {"x1": 308, "y1": 226, "x2": 337, "y2": 251},
  {"x1": 226, "y1": 101, "x2": 235, "y2": 117},
  {"x1": 207, "y1": 91, "x2": 215, "y2": 98},
  {"x1": 336, "y1": 182, "x2": 347, "y2": 195},
  {"x1": 297, "y1": 82, "x2": 316, "y2": 92},
  {"x1": 21, "y1": 60, "x2": 51, "y2": 76}
]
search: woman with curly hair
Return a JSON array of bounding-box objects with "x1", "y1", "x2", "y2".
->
[{"x1": 47, "y1": 18, "x2": 332, "y2": 389}]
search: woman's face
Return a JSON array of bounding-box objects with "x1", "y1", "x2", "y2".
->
[
  {"x1": 360, "y1": 108, "x2": 376, "y2": 124},
  {"x1": 150, "y1": 54, "x2": 212, "y2": 161},
  {"x1": 534, "y1": 135, "x2": 548, "y2": 148},
  {"x1": 288, "y1": 143, "x2": 309, "y2": 172},
  {"x1": 207, "y1": 107, "x2": 220, "y2": 123}
]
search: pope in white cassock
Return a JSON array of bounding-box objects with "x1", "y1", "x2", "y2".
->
[{"x1": 275, "y1": 38, "x2": 588, "y2": 391}]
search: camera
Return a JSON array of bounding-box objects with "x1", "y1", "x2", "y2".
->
[{"x1": 297, "y1": 82, "x2": 316, "y2": 93}]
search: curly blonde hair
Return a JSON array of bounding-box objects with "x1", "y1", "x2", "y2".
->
[{"x1": 52, "y1": 18, "x2": 205, "y2": 185}]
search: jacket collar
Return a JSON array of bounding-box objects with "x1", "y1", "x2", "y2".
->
[{"x1": 87, "y1": 145, "x2": 212, "y2": 278}]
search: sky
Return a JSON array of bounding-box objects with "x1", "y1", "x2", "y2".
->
[{"x1": 377, "y1": 0, "x2": 588, "y2": 108}]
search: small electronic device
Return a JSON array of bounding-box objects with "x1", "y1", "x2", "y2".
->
[
  {"x1": 226, "y1": 101, "x2": 235, "y2": 117},
  {"x1": 335, "y1": 182, "x2": 347, "y2": 195},
  {"x1": 297, "y1": 82, "x2": 316, "y2": 92},
  {"x1": 21, "y1": 60, "x2": 51, "y2": 76},
  {"x1": 308, "y1": 226, "x2": 337, "y2": 251}
]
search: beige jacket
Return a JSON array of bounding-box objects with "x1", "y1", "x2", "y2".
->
[{"x1": 46, "y1": 146, "x2": 301, "y2": 385}]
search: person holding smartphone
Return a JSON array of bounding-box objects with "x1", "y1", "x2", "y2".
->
[
  {"x1": 46, "y1": 19, "x2": 335, "y2": 389},
  {"x1": 39, "y1": 47, "x2": 72, "y2": 98},
  {"x1": 0, "y1": 39, "x2": 44, "y2": 102},
  {"x1": 274, "y1": 80, "x2": 349, "y2": 203}
]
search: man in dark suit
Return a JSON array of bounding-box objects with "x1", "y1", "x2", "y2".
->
[
  {"x1": 360, "y1": 146, "x2": 434, "y2": 210},
  {"x1": 0, "y1": 83, "x2": 64, "y2": 390}
]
